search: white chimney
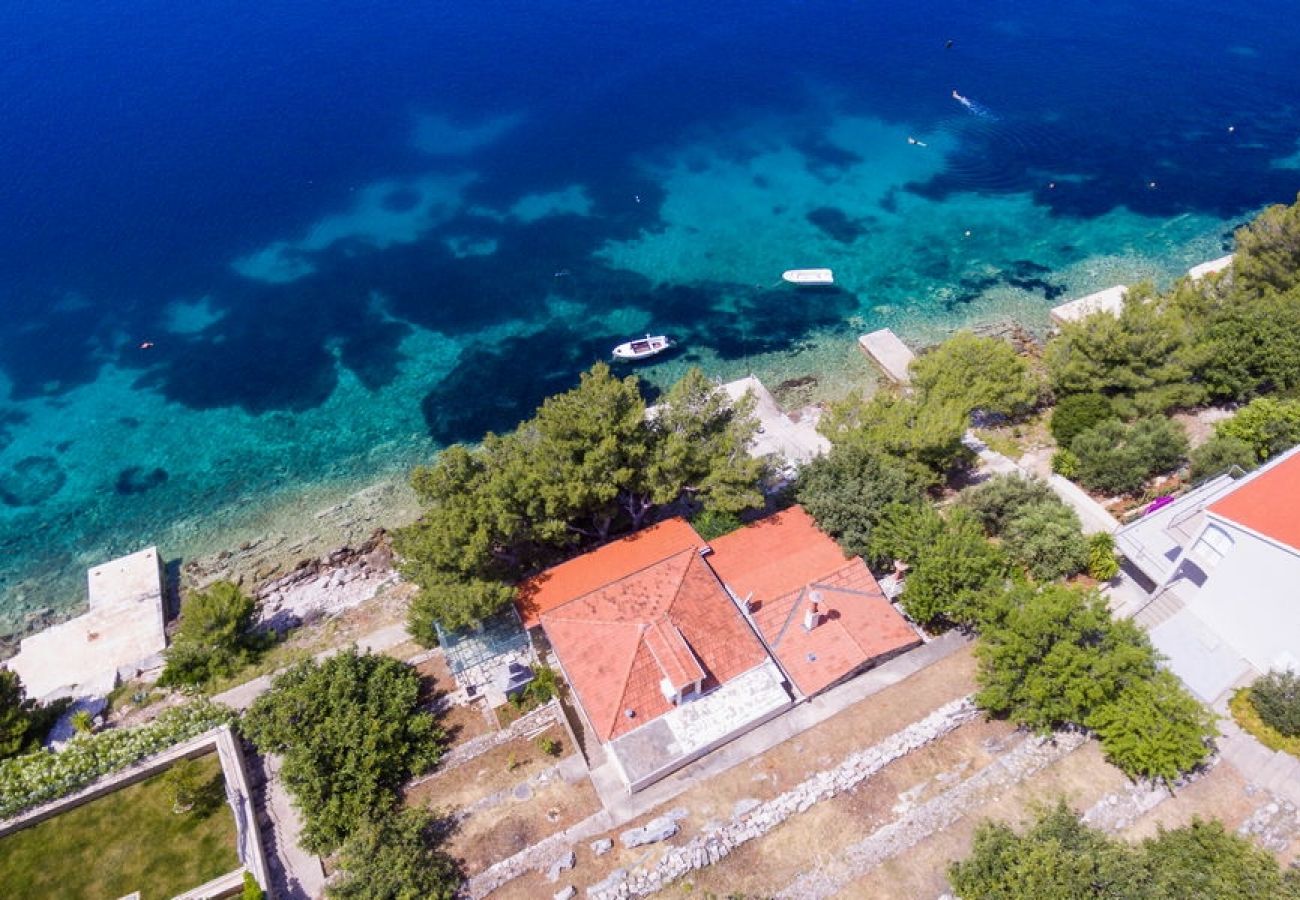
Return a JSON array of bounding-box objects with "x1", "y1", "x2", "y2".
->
[{"x1": 804, "y1": 591, "x2": 822, "y2": 631}]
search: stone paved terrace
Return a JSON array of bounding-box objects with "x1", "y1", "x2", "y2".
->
[
  {"x1": 8, "y1": 547, "x2": 167, "y2": 700},
  {"x1": 719, "y1": 376, "x2": 829, "y2": 465},
  {"x1": 1049, "y1": 284, "x2": 1128, "y2": 327},
  {"x1": 608, "y1": 660, "x2": 793, "y2": 791},
  {"x1": 857, "y1": 328, "x2": 915, "y2": 384}
]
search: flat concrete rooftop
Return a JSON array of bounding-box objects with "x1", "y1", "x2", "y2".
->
[{"x1": 8, "y1": 547, "x2": 167, "y2": 700}]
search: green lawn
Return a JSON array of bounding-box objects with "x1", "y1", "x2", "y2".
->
[{"x1": 0, "y1": 752, "x2": 240, "y2": 899}]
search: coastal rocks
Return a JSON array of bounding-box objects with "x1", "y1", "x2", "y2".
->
[
  {"x1": 251, "y1": 530, "x2": 396, "y2": 634},
  {"x1": 590, "y1": 838, "x2": 613, "y2": 856},
  {"x1": 546, "y1": 850, "x2": 576, "y2": 882},
  {"x1": 620, "y1": 816, "x2": 678, "y2": 849}
]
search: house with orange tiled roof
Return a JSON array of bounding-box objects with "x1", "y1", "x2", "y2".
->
[
  {"x1": 707, "y1": 506, "x2": 922, "y2": 698},
  {"x1": 1115, "y1": 444, "x2": 1300, "y2": 702},
  {"x1": 518, "y1": 506, "x2": 923, "y2": 790},
  {"x1": 525, "y1": 519, "x2": 792, "y2": 790}
]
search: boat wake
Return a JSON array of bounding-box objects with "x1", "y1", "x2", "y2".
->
[{"x1": 952, "y1": 90, "x2": 997, "y2": 121}]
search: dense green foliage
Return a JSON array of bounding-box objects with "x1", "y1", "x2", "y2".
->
[
  {"x1": 1070, "y1": 416, "x2": 1188, "y2": 495},
  {"x1": 819, "y1": 390, "x2": 972, "y2": 482},
  {"x1": 160, "y1": 581, "x2": 264, "y2": 687},
  {"x1": 1051, "y1": 447, "x2": 1080, "y2": 478},
  {"x1": 1214, "y1": 396, "x2": 1300, "y2": 462},
  {"x1": 691, "y1": 507, "x2": 743, "y2": 541},
  {"x1": 397, "y1": 364, "x2": 763, "y2": 636},
  {"x1": 1049, "y1": 392, "x2": 1117, "y2": 447},
  {"x1": 243, "y1": 650, "x2": 443, "y2": 853},
  {"x1": 1045, "y1": 285, "x2": 1203, "y2": 417},
  {"x1": 868, "y1": 503, "x2": 1006, "y2": 627},
  {"x1": 1249, "y1": 669, "x2": 1300, "y2": 738},
  {"x1": 960, "y1": 475, "x2": 1087, "y2": 581},
  {"x1": 1087, "y1": 531, "x2": 1121, "y2": 582},
  {"x1": 975, "y1": 583, "x2": 1213, "y2": 780},
  {"x1": 327, "y1": 808, "x2": 461, "y2": 900},
  {"x1": 949, "y1": 801, "x2": 1300, "y2": 899},
  {"x1": 0, "y1": 670, "x2": 66, "y2": 760},
  {"x1": 909, "y1": 331, "x2": 1039, "y2": 419},
  {"x1": 975, "y1": 584, "x2": 1155, "y2": 733},
  {"x1": 1189, "y1": 433, "x2": 1257, "y2": 483},
  {"x1": 0, "y1": 700, "x2": 235, "y2": 818},
  {"x1": 796, "y1": 443, "x2": 930, "y2": 559},
  {"x1": 1043, "y1": 197, "x2": 1300, "y2": 416},
  {"x1": 242, "y1": 872, "x2": 266, "y2": 900}
]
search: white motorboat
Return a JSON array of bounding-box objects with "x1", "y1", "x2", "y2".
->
[
  {"x1": 612, "y1": 334, "x2": 673, "y2": 361},
  {"x1": 782, "y1": 268, "x2": 834, "y2": 286}
]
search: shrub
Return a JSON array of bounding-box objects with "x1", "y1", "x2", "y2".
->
[
  {"x1": 691, "y1": 507, "x2": 743, "y2": 541},
  {"x1": 1250, "y1": 669, "x2": 1300, "y2": 738},
  {"x1": 160, "y1": 581, "x2": 262, "y2": 688},
  {"x1": 0, "y1": 700, "x2": 235, "y2": 818},
  {"x1": 1088, "y1": 532, "x2": 1121, "y2": 582},
  {"x1": 1071, "y1": 417, "x2": 1188, "y2": 495},
  {"x1": 163, "y1": 758, "x2": 205, "y2": 814},
  {"x1": 69, "y1": 709, "x2": 94, "y2": 735},
  {"x1": 536, "y1": 735, "x2": 561, "y2": 757},
  {"x1": 1051, "y1": 447, "x2": 1080, "y2": 478},
  {"x1": 241, "y1": 872, "x2": 266, "y2": 900},
  {"x1": 512, "y1": 665, "x2": 560, "y2": 711},
  {"x1": 1215, "y1": 396, "x2": 1300, "y2": 462},
  {"x1": 1188, "y1": 434, "x2": 1257, "y2": 483},
  {"x1": 960, "y1": 475, "x2": 1058, "y2": 534},
  {"x1": 1000, "y1": 502, "x2": 1089, "y2": 582},
  {"x1": 1049, "y1": 393, "x2": 1116, "y2": 448}
]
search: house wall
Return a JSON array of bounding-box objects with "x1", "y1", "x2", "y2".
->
[{"x1": 1188, "y1": 523, "x2": 1300, "y2": 673}]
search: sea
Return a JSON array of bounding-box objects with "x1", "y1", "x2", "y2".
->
[{"x1": 2, "y1": 0, "x2": 1299, "y2": 635}]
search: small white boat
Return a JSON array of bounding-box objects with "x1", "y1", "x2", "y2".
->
[
  {"x1": 782, "y1": 268, "x2": 834, "y2": 286},
  {"x1": 612, "y1": 334, "x2": 673, "y2": 361}
]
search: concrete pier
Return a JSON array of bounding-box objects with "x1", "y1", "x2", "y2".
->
[
  {"x1": 857, "y1": 328, "x2": 916, "y2": 385},
  {"x1": 1188, "y1": 254, "x2": 1234, "y2": 281},
  {"x1": 1049, "y1": 285, "x2": 1128, "y2": 327},
  {"x1": 8, "y1": 547, "x2": 167, "y2": 699}
]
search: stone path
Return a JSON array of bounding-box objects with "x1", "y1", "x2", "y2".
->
[
  {"x1": 774, "y1": 730, "x2": 1088, "y2": 899},
  {"x1": 587, "y1": 698, "x2": 980, "y2": 899}
]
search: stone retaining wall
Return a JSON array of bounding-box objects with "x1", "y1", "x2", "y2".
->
[
  {"x1": 411, "y1": 699, "x2": 562, "y2": 784},
  {"x1": 591, "y1": 697, "x2": 979, "y2": 899}
]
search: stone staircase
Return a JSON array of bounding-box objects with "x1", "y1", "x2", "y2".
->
[{"x1": 1131, "y1": 587, "x2": 1185, "y2": 630}]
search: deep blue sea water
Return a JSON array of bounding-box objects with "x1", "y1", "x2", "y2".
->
[{"x1": 2, "y1": 0, "x2": 1299, "y2": 633}]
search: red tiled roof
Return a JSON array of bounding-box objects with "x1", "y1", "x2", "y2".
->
[
  {"x1": 516, "y1": 518, "x2": 702, "y2": 628},
  {"x1": 1208, "y1": 450, "x2": 1300, "y2": 552},
  {"x1": 540, "y1": 548, "x2": 768, "y2": 741},
  {"x1": 709, "y1": 506, "x2": 920, "y2": 697},
  {"x1": 706, "y1": 506, "x2": 852, "y2": 607},
  {"x1": 750, "y1": 559, "x2": 920, "y2": 697}
]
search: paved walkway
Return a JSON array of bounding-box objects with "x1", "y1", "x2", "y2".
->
[
  {"x1": 1217, "y1": 716, "x2": 1300, "y2": 807},
  {"x1": 259, "y1": 754, "x2": 326, "y2": 900}
]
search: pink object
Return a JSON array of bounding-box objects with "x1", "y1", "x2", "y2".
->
[{"x1": 1146, "y1": 495, "x2": 1175, "y2": 515}]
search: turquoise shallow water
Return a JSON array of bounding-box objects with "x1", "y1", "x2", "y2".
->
[{"x1": 1, "y1": 1, "x2": 1298, "y2": 634}]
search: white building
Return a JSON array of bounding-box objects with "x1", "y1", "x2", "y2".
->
[{"x1": 1115, "y1": 446, "x2": 1300, "y2": 703}]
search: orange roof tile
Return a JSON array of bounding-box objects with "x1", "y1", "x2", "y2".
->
[
  {"x1": 706, "y1": 506, "x2": 852, "y2": 607},
  {"x1": 540, "y1": 548, "x2": 768, "y2": 741},
  {"x1": 516, "y1": 518, "x2": 702, "y2": 628},
  {"x1": 1208, "y1": 450, "x2": 1300, "y2": 552},
  {"x1": 750, "y1": 559, "x2": 921, "y2": 697}
]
